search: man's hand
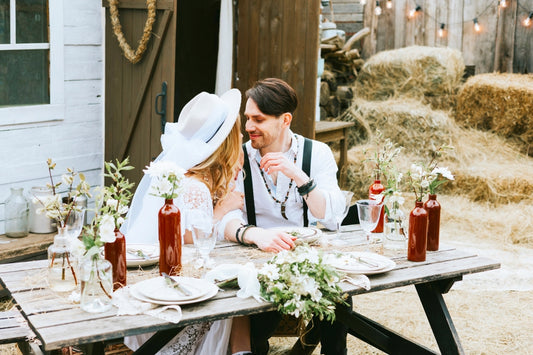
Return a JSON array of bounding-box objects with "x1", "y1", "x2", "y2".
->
[
  {"x1": 260, "y1": 152, "x2": 307, "y2": 184},
  {"x1": 245, "y1": 227, "x2": 296, "y2": 253}
]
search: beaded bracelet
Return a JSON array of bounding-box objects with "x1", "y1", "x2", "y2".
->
[{"x1": 235, "y1": 224, "x2": 246, "y2": 244}]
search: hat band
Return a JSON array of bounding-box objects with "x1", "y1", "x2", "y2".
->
[{"x1": 191, "y1": 105, "x2": 229, "y2": 143}]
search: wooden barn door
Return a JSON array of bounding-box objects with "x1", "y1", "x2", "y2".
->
[
  {"x1": 103, "y1": 0, "x2": 176, "y2": 185},
  {"x1": 235, "y1": 0, "x2": 320, "y2": 139}
]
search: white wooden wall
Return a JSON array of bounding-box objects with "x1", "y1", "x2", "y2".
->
[{"x1": 0, "y1": 0, "x2": 104, "y2": 234}]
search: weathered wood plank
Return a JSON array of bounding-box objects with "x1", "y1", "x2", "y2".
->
[{"x1": 446, "y1": 0, "x2": 463, "y2": 51}]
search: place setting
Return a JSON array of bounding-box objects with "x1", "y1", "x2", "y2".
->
[
  {"x1": 324, "y1": 251, "x2": 396, "y2": 275},
  {"x1": 126, "y1": 243, "x2": 160, "y2": 268},
  {"x1": 269, "y1": 226, "x2": 323, "y2": 245}
]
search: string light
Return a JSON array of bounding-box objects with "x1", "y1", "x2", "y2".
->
[
  {"x1": 499, "y1": 0, "x2": 508, "y2": 9},
  {"x1": 360, "y1": 0, "x2": 367, "y2": 5},
  {"x1": 375, "y1": 1, "x2": 382, "y2": 16},
  {"x1": 473, "y1": 18, "x2": 481, "y2": 32},
  {"x1": 386, "y1": 0, "x2": 392, "y2": 9},
  {"x1": 524, "y1": 11, "x2": 533, "y2": 27},
  {"x1": 438, "y1": 23, "x2": 446, "y2": 38},
  {"x1": 409, "y1": 5, "x2": 421, "y2": 19}
]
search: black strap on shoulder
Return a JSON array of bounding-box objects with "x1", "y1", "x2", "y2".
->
[
  {"x1": 242, "y1": 144, "x2": 256, "y2": 226},
  {"x1": 302, "y1": 138, "x2": 312, "y2": 227}
]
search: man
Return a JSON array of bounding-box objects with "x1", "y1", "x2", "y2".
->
[{"x1": 221, "y1": 78, "x2": 349, "y2": 355}]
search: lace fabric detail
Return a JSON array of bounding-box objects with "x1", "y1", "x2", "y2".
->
[
  {"x1": 176, "y1": 177, "x2": 213, "y2": 231},
  {"x1": 158, "y1": 322, "x2": 213, "y2": 355}
]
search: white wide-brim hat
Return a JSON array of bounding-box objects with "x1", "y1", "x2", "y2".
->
[{"x1": 161, "y1": 88, "x2": 241, "y2": 164}]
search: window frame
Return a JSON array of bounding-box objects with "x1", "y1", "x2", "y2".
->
[{"x1": 0, "y1": 0, "x2": 64, "y2": 127}]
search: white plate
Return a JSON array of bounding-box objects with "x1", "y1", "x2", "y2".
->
[
  {"x1": 130, "y1": 279, "x2": 218, "y2": 305},
  {"x1": 136, "y1": 276, "x2": 209, "y2": 302},
  {"x1": 325, "y1": 251, "x2": 396, "y2": 275},
  {"x1": 270, "y1": 226, "x2": 322, "y2": 245},
  {"x1": 126, "y1": 244, "x2": 159, "y2": 268}
]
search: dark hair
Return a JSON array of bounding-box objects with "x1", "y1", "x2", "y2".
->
[{"x1": 245, "y1": 78, "x2": 298, "y2": 116}]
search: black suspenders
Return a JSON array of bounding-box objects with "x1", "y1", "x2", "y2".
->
[{"x1": 242, "y1": 137, "x2": 313, "y2": 227}]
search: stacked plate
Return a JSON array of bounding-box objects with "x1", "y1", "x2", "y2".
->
[
  {"x1": 130, "y1": 276, "x2": 218, "y2": 305},
  {"x1": 325, "y1": 251, "x2": 396, "y2": 275},
  {"x1": 126, "y1": 244, "x2": 159, "y2": 267},
  {"x1": 269, "y1": 226, "x2": 322, "y2": 245}
]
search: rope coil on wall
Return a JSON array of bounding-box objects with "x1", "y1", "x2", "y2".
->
[{"x1": 109, "y1": 0, "x2": 157, "y2": 64}]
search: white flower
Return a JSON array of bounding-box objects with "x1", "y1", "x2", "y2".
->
[
  {"x1": 98, "y1": 214, "x2": 116, "y2": 243},
  {"x1": 144, "y1": 161, "x2": 185, "y2": 178},
  {"x1": 69, "y1": 238, "x2": 86, "y2": 259},
  {"x1": 153, "y1": 178, "x2": 174, "y2": 196},
  {"x1": 389, "y1": 191, "x2": 405, "y2": 205},
  {"x1": 421, "y1": 179, "x2": 430, "y2": 188},
  {"x1": 118, "y1": 204, "x2": 129, "y2": 215},
  {"x1": 259, "y1": 263, "x2": 279, "y2": 281},
  {"x1": 116, "y1": 216, "x2": 125, "y2": 227},
  {"x1": 432, "y1": 166, "x2": 454, "y2": 181},
  {"x1": 106, "y1": 198, "x2": 118, "y2": 210}
]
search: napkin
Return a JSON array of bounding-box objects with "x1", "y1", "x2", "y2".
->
[
  {"x1": 341, "y1": 274, "x2": 371, "y2": 290},
  {"x1": 204, "y1": 263, "x2": 263, "y2": 302},
  {"x1": 112, "y1": 286, "x2": 183, "y2": 324}
]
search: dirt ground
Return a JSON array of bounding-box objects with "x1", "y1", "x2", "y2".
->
[{"x1": 1, "y1": 196, "x2": 532, "y2": 355}]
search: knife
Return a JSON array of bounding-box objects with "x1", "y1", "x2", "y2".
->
[{"x1": 161, "y1": 272, "x2": 193, "y2": 296}]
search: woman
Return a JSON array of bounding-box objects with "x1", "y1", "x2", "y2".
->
[{"x1": 122, "y1": 89, "x2": 251, "y2": 355}]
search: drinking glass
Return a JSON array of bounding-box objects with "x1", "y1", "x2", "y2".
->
[
  {"x1": 356, "y1": 199, "x2": 384, "y2": 246},
  {"x1": 335, "y1": 190, "x2": 354, "y2": 238},
  {"x1": 65, "y1": 208, "x2": 86, "y2": 240},
  {"x1": 188, "y1": 209, "x2": 217, "y2": 270}
]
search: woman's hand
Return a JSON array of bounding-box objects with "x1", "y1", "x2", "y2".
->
[{"x1": 214, "y1": 189, "x2": 244, "y2": 221}]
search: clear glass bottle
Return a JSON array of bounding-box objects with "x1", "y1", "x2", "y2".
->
[
  {"x1": 4, "y1": 187, "x2": 30, "y2": 238},
  {"x1": 29, "y1": 186, "x2": 56, "y2": 234},
  {"x1": 47, "y1": 227, "x2": 78, "y2": 292},
  {"x1": 80, "y1": 257, "x2": 113, "y2": 313}
]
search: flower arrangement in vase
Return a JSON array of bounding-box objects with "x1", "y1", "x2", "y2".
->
[
  {"x1": 363, "y1": 132, "x2": 403, "y2": 234},
  {"x1": 143, "y1": 161, "x2": 185, "y2": 276},
  {"x1": 34, "y1": 159, "x2": 91, "y2": 292}
]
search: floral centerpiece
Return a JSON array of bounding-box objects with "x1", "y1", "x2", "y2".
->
[
  {"x1": 35, "y1": 159, "x2": 91, "y2": 292},
  {"x1": 257, "y1": 245, "x2": 347, "y2": 322},
  {"x1": 143, "y1": 161, "x2": 186, "y2": 275},
  {"x1": 78, "y1": 158, "x2": 134, "y2": 312}
]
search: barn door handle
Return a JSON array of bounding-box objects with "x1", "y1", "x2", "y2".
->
[{"x1": 155, "y1": 81, "x2": 168, "y2": 133}]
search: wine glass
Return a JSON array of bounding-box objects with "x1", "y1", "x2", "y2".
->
[
  {"x1": 333, "y1": 190, "x2": 354, "y2": 241},
  {"x1": 356, "y1": 199, "x2": 384, "y2": 247},
  {"x1": 65, "y1": 208, "x2": 86, "y2": 240},
  {"x1": 188, "y1": 210, "x2": 217, "y2": 270}
]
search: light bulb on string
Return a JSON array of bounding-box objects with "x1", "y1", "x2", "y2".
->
[
  {"x1": 375, "y1": 1, "x2": 382, "y2": 16},
  {"x1": 473, "y1": 18, "x2": 481, "y2": 32},
  {"x1": 386, "y1": 0, "x2": 392, "y2": 9},
  {"x1": 524, "y1": 12, "x2": 533, "y2": 27},
  {"x1": 438, "y1": 23, "x2": 446, "y2": 38},
  {"x1": 360, "y1": 0, "x2": 367, "y2": 5},
  {"x1": 499, "y1": 0, "x2": 508, "y2": 9},
  {"x1": 409, "y1": 5, "x2": 421, "y2": 19}
]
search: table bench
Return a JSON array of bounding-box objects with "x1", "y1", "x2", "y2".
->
[{"x1": 314, "y1": 120, "x2": 354, "y2": 184}]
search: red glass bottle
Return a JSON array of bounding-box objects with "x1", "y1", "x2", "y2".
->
[
  {"x1": 369, "y1": 179, "x2": 385, "y2": 233},
  {"x1": 408, "y1": 201, "x2": 428, "y2": 262},
  {"x1": 424, "y1": 194, "x2": 441, "y2": 251},
  {"x1": 158, "y1": 199, "x2": 182, "y2": 276},
  {"x1": 104, "y1": 228, "x2": 127, "y2": 291}
]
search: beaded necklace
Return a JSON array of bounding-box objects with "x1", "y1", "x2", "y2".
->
[{"x1": 256, "y1": 136, "x2": 298, "y2": 220}]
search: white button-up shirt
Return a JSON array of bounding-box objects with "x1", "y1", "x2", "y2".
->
[{"x1": 218, "y1": 132, "x2": 345, "y2": 235}]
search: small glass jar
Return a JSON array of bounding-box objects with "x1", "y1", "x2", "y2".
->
[
  {"x1": 4, "y1": 187, "x2": 30, "y2": 238},
  {"x1": 48, "y1": 227, "x2": 78, "y2": 292},
  {"x1": 29, "y1": 186, "x2": 56, "y2": 234},
  {"x1": 80, "y1": 257, "x2": 113, "y2": 313}
]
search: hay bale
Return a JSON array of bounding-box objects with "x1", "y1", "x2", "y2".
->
[
  {"x1": 354, "y1": 46, "x2": 465, "y2": 111},
  {"x1": 339, "y1": 98, "x2": 455, "y2": 155},
  {"x1": 455, "y1": 73, "x2": 533, "y2": 156}
]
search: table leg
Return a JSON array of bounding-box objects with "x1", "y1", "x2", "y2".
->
[
  {"x1": 133, "y1": 327, "x2": 185, "y2": 355},
  {"x1": 336, "y1": 303, "x2": 436, "y2": 354},
  {"x1": 416, "y1": 281, "x2": 465, "y2": 355}
]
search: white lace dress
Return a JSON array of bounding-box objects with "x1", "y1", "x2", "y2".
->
[{"x1": 124, "y1": 177, "x2": 232, "y2": 355}]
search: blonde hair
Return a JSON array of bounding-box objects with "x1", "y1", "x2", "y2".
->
[{"x1": 188, "y1": 115, "x2": 242, "y2": 205}]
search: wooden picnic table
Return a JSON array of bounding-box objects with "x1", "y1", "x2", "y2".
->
[{"x1": 0, "y1": 227, "x2": 500, "y2": 354}]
